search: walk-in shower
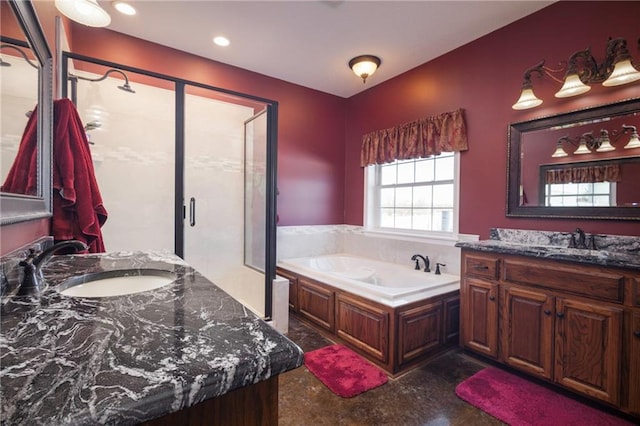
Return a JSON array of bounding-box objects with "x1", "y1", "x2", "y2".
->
[{"x1": 62, "y1": 53, "x2": 278, "y2": 320}]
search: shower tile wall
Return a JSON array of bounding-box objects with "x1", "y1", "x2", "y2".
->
[
  {"x1": 75, "y1": 71, "x2": 266, "y2": 315},
  {"x1": 277, "y1": 225, "x2": 468, "y2": 275},
  {"x1": 75, "y1": 70, "x2": 175, "y2": 253}
]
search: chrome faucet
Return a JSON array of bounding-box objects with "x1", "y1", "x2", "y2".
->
[
  {"x1": 18, "y1": 240, "x2": 87, "y2": 296},
  {"x1": 411, "y1": 254, "x2": 430, "y2": 272}
]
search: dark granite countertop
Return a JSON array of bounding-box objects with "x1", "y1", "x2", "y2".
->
[
  {"x1": 0, "y1": 251, "x2": 304, "y2": 425},
  {"x1": 455, "y1": 228, "x2": 640, "y2": 271}
]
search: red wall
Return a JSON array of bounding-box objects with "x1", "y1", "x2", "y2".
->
[
  {"x1": 345, "y1": 1, "x2": 640, "y2": 238},
  {"x1": 65, "y1": 22, "x2": 347, "y2": 226}
]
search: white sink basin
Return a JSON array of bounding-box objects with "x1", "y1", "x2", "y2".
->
[{"x1": 58, "y1": 269, "x2": 176, "y2": 298}]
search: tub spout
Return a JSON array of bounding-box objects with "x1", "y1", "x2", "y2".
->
[
  {"x1": 17, "y1": 240, "x2": 87, "y2": 296},
  {"x1": 411, "y1": 254, "x2": 430, "y2": 272}
]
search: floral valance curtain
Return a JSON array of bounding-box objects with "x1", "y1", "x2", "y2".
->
[
  {"x1": 360, "y1": 108, "x2": 468, "y2": 167},
  {"x1": 545, "y1": 164, "x2": 621, "y2": 184}
]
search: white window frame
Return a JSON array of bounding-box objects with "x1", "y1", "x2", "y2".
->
[
  {"x1": 544, "y1": 181, "x2": 616, "y2": 207},
  {"x1": 363, "y1": 153, "x2": 461, "y2": 244}
]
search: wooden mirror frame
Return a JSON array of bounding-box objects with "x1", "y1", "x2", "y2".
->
[{"x1": 506, "y1": 97, "x2": 640, "y2": 220}]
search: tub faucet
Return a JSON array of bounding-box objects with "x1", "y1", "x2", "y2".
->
[
  {"x1": 411, "y1": 254, "x2": 430, "y2": 272},
  {"x1": 17, "y1": 240, "x2": 87, "y2": 296}
]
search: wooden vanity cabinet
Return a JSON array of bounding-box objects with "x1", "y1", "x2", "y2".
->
[{"x1": 461, "y1": 249, "x2": 638, "y2": 417}]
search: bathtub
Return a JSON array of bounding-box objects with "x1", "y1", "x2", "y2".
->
[{"x1": 277, "y1": 253, "x2": 459, "y2": 307}]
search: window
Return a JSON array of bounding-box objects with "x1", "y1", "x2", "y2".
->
[
  {"x1": 365, "y1": 153, "x2": 458, "y2": 236},
  {"x1": 544, "y1": 182, "x2": 615, "y2": 207}
]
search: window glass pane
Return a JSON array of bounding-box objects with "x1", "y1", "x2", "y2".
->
[
  {"x1": 434, "y1": 155, "x2": 454, "y2": 181},
  {"x1": 412, "y1": 209, "x2": 431, "y2": 231},
  {"x1": 433, "y1": 209, "x2": 454, "y2": 232},
  {"x1": 397, "y1": 161, "x2": 414, "y2": 184},
  {"x1": 396, "y1": 187, "x2": 412, "y2": 207},
  {"x1": 415, "y1": 159, "x2": 434, "y2": 182},
  {"x1": 593, "y1": 196, "x2": 611, "y2": 206},
  {"x1": 563, "y1": 183, "x2": 578, "y2": 195},
  {"x1": 395, "y1": 208, "x2": 412, "y2": 229},
  {"x1": 593, "y1": 182, "x2": 609, "y2": 193},
  {"x1": 577, "y1": 183, "x2": 594, "y2": 195},
  {"x1": 380, "y1": 164, "x2": 396, "y2": 185},
  {"x1": 549, "y1": 184, "x2": 563, "y2": 195},
  {"x1": 433, "y1": 184, "x2": 454, "y2": 208},
  {"x1": 413, "y1": 185, "x2": 432, "y2": 207},
  {"x1": 380, "y1": 208, "x2": 394, "y2": 228},
  {"x1": 380, "y1": 188, "x2": 395, "y2": 207}
]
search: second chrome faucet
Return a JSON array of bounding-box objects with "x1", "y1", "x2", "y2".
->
[{"x1": 411, "y1": 254, "x2": 431, "y2": 272}]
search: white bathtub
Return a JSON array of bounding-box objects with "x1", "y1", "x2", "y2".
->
[{"x1": 277, "y1": 254, "x2": 460, "y2": 307}]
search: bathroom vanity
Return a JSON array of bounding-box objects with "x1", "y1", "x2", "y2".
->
[
  {"x1": 456, "y1": 229, "x2": 640, "y2": 419},
  {"x1": 0, "y1": 250, "x2": 303, "y2": 425}
]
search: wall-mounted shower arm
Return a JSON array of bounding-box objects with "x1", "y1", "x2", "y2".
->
[
  {"x1": 68, "y1": 68, "x2": 135, "y2": 105},
  {"x1": 0, "y1": 44, "x2": 38, "y2": 68}
]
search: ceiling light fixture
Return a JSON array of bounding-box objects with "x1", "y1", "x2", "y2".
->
[
  {"x1": 55, "y1": 0, "x2": 111, "y2": 27},
  {"x1": 113, "y1": 1, "x2": 136, "y2": 16},
  {"x1": 513, "y1": 37, "x2": 640, "y2": 110},
  {"x1": 349, "y1": 55, "x2": 381, "y2": 83},
  {"x1": 213, "y1": 36, "x2": 230, "y2": 47}
]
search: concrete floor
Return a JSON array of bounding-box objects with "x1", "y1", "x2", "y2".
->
[{"x1": 278, "y1": 315, "x2": 503, "y2": 426}]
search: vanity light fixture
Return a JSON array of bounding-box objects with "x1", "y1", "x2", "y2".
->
[
  {"x1": 349, "y1": 55, "x2": 381, "y2": 83},
  {"x1": 113, "y1": 1, "x2": 136, "y2": 16},
  {"x1": 513, "y1": 37, "x2": 640, "y2": 110},
  {"x1": 551, "y1": 125, "x2": 640, "y2": 157},
  {"x1": 55, "y1": 0, "x2": 111, "y2": 27},
  {"x1": 622, "y1": 125, "x2": 640, "y2": 149}
]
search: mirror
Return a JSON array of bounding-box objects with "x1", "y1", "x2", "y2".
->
[
  {"x1": 507, "y1": 98, "x2": 640, "y2": 220},
  {"x1": 0, "y1": 0, "x2": 52, "y2": 224}
]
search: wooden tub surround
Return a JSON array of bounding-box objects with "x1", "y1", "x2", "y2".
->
[{"x1": 277, "y1": 267, "x2": 460, "y2": 376}]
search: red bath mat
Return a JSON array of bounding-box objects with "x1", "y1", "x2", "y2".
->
[
  {"x1": 455, "y1": 367, "x2": 633, "y2": 425},
  {"x1": 304, "y1": 344, "x2": 388, "y2": 398}
]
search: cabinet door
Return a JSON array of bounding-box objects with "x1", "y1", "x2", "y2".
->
[
  {"x1": 276, "y1": 269, "x2": 298, "y2": 312},
  {"x1": 336, "y1": 294, "x2": 389, "y2": 363},
  {"x1": 502, "y1": 286, "x2": 554, "y2": 379},
  {"x1": 554, "y1": 298, "x2": 622, "y2": 405},
  {"x1": 461, "y1": 277, "x2": 499, "y2": 358},
  {"x1": 629, "y1": 311, "x2": 640, "y2": 415}
]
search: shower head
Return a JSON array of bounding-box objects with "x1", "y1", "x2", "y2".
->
[
  {"x1": 70, "y1": 68, "x2": 136, "y2": 95},
  {"x1": 118, "y1": 82, "x2": 136, "y2": 93}
]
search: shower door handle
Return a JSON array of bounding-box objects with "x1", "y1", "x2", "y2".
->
[{"x1": 189, "y1": 197, "x2": 196, "y2": 227}]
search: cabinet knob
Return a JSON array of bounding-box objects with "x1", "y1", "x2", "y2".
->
[
  {"x1": 634, "y1": 330, "x2": 640, "y2": 338},
  {"x1": 544, "y1": 310, "x2": 551, "y2": 316},
  {"x1": 489, "y1": 295, "x2": 496, "y2": 301},
  {"x1": 557, "y1": 312, "x2": 565, "y2": 318}
]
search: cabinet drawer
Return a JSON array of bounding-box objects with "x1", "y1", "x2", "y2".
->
[
  {"x1": 463, "y1": 254, "x2": 499, "y2": 280},
  {"x1": 503, "y1": 259, "x2": 624, "y2": 303}
]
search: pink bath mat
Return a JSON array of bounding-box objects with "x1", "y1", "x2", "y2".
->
[
  {"x1": 304, "y1": 344, "x2": 388, "y2": 398},
  {"x1": 455, "y1": 367, "x2": 634, "y2": 425}
]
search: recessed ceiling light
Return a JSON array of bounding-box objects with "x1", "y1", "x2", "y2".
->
[
  {"x1": 113, "y1": 1, "x2": 136, "y2": 16},
  {"x1": 213, "y1": 36, "x2": 230, "y2": 47}
]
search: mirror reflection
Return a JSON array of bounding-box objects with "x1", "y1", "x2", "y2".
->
[
  {"x1": 507, "y1": 98, "x2": 640, "y2": 220},
  {"x1": 520, "y1": 110, "x2": 640, "y2": 207},
  {"x1": 1, "y1": 0, "x2": 39, "y2": 197}
]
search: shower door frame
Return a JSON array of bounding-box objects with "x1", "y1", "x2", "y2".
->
[{"x1": 61, "y1": 52, "x2": 279, "y2": 319}]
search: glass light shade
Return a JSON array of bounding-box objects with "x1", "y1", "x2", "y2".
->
[
  {"x1": 351, "y1": 61, "x2": 378, "y2": 80},
  {"x1": 555, "y1": 74, "x2": 591, "y2": 98},
  {"x1": 574, "y1": 139, "x2": 591, "y2": 154},
  {"x1": 512, "y1": 88, "x2": 542, "y2": 110},
  {"x1": 624, "y1": 131, "x2": 640, "y2": 149},
  {"x1": 551, "y1": 144, "x2": 568, "y2": 157},
  {"x1": 602, "y1": 59, "x2": 640, "y2": 86},
  {"x1": 55, "y1": 0, "x2": 111, "y2": 27},
  {"x1": 595, "y1": 137, "x2": 615, "y2": 152}
]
